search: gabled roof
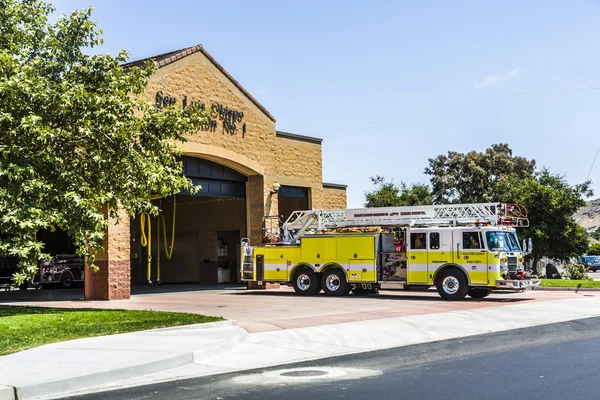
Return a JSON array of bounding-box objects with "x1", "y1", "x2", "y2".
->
[{"x1": 123, "y1": 45, "x2": 276, "y2": 123}]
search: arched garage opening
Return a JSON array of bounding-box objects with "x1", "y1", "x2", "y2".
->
[{"x1": 130, "y1": 156, "x2": 251, "y2": 286}]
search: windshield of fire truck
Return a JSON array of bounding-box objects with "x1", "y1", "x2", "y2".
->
[{"x1": 486, "y1": 231, "x2": 521, "y2": 252}]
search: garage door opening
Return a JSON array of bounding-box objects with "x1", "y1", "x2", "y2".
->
[
  {"x1": 278, "y1": 186, "x2": 309, "y2": 223},
  {"x1": 130, "y1": 157, "x2": 248, "y2": 286}
]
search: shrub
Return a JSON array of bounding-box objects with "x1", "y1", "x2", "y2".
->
[{"x1": 562, "y1": 263, "x2": 589, "y2": 280}]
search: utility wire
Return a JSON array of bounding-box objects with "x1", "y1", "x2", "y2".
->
[
  {"x1": 332, "y1": 85, "x2": 599, "y2": 139},
  {"x1": 333, "y1": 75, "x2": 600, "y2": 133},
  {"x1": 587, "y1": 145, "x2": 600, "y2": 181},
  {"x1": 336, "y1": 85, "x2": 598, "y2": 136}
]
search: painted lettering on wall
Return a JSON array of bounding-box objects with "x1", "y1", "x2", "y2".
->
[{"x1": 155, "y1": 91, "x2": 247, "y2": 137}]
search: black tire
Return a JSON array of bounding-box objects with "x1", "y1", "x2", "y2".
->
[
  {"x1": 321, "y1": 269, "x2": 350, "y2": 296},
  {"x1": 18, "y1": 281, "x2": 29, "y2": 291},
  {"x1": 468, "y1": 288, "x2": 492, "y2": 299},
  {"x1": 291, "y1": 268, "x2": 321, "y2": 296},
  {"x1": 60, "y1": 272, "x2": 74, "y2": 289},
  {"x1": 436, "y1": 268, "x2": 469, "y2": 300}
]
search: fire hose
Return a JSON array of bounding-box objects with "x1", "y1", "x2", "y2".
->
[{"x1": 140, "y1": 197, "x2": 177, "y2": 285}]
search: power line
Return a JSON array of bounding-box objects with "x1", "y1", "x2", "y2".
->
[
  {"x1": 336, "y1": 85, "x2": 598, "y2": 136},
  {"x1": 332, "y1": 85, "x2": 599, "y2": 139},
  {"x1": 587, "y1": 145, "x2": 600, "y2": 181},
  {"x1": 333, "y1": 75, "x2": 600, "y2": 133}
]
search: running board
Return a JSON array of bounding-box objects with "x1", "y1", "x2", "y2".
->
[{"x1": 379, "y1": 281, "x2": 405, "y2": 290}]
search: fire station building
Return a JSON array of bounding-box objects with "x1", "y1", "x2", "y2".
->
[{"x1": 84, "y1": 45, "x2": 347, "y2": 300}]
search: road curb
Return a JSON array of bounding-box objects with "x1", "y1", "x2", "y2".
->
[
  {"x1": 4, "y1": 322, "x2": 247, "y2": 400},
  {"x1": 193, "y1": 326, "x2": 248, "y2": 362},
  {"x1": 0, "y1": 386, "x2": 15, "y2": 400},
  {"x1": 14, "y1": 352, "x2": 194, "y2": 400},
  {"x1": 146, "y1": 319, "x2": 238, "y2": 332}
]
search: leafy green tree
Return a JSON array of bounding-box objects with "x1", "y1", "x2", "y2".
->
[
  {"x1": 494, "y1": 169, "x2": 591, "y2": 266},
  {"x1": 0, "y1": 0, "x2": 207, "y2": 283},
  {"x1": 589, "y1": 228, "x2": 600, "y2": 241},
  {"x1": 589, "y1": 243, "x2": 600, "y2": 256},
  {"x1": 425, "y1": 144, "x2": 591, "y2": 267},
  {"x1": 425, "y1": 143, "x2": 536, "y2": 204},
  {"x1": 365, "y1": 176, "x2": 432, "y2": 207}
]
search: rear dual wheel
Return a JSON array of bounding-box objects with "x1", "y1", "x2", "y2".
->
[
  {"x1": 292, "y1": 268, "x2": 321, "y2": 296},
  {"x1": 321, "y1": 269, "x2": 350, "y2": 296}
]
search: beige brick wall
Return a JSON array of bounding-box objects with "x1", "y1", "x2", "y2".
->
[
  {"x1": 98, "y1": 48, "x2": 348, "y2": 297},
  {"x1": 141, "y1": 51, "x2": 277, "y2": 174},
  {"x1": 322, "y1": 187, "x2": 348, "y2": 209}
]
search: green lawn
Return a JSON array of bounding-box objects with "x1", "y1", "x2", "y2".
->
[
  {"x1": 0, "y1": 306, "x2": 224, "y2": 356},
  {"x1": 540, "y1": 279, "x2": 600, "y2": 288}
]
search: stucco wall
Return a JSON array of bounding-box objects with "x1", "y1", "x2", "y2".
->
[
  {"x1": 95, "y1": 47, "x2": 347, "y2": 299},
  {"x1": 322, "y1": 187, "x2": 348, "y2": 210}
]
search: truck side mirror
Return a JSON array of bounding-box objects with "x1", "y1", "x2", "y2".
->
[{"x1": 527, "y1": 238, "x2": 533, "y2": 252}]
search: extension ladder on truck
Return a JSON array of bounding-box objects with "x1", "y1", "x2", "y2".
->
[{"x1": 281, "y1": 202, "x2": 528, "y2": 244}]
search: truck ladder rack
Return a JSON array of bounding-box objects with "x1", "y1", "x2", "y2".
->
[{"x1": 281, "y1": 203, "x2": 528, "y2": 243}]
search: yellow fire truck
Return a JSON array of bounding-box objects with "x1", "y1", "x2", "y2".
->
[{"x1": 240, "y1": 203, "x2": 539, "y2": 300}]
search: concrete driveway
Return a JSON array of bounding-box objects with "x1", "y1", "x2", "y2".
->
[{"x1": 0, "y1": 285, "x2": 583, "y2": 333}]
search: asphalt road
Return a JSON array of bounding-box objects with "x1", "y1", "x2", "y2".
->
[
  {"x1": 588, "y1": 271, "x2": 600, "y2": 281},
  {"x1": 66, "y1": 317, "x2": 600, "y2": 400}
]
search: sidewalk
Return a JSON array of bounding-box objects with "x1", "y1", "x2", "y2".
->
[
  {"x1": 0, "y1": 321, "x2": 246, "y2": 400},
  {"x1": 1, "y1": 294, "x2": 599, "y2": 400}
]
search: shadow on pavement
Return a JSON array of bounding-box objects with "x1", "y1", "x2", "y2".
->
[
  {"x1": 0, "y1": 287, "x2": 84, "y2": 303},
  {"x1": 132, "y1": 284, "x2": 246, "y2": 296},
  {"x1": 229, "y1": 290, "x2": 533, "y2": 303}
]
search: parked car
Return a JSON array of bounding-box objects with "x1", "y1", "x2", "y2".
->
[{"x1": 580, "y1": 255, "x2": 600, "y2": 272}]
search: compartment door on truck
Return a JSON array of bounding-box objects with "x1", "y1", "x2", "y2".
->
[
  {"x1": 426, "y1": 230, "x2": 453, "y2": 285},
  {"x1": 407, "y1": 229, "x2": 428, "y2": 284},
  {"x1": 337, "y1": 236, "x2": 376, "y2": 283},
  {"x1": 453, "y1": 229, "x2": 488, "y2": 285}
]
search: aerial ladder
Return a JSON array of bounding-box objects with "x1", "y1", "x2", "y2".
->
[{"x1": 277, "y1": 202, "x2": 529, "y2": 245}]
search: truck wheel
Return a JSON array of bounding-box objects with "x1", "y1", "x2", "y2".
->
[
  {"x1": 321, "y1": 269, "x2": 350, "y2": 296},
  {"x1": 468, "y1": 288, "x2": 492, "y2": 299},
  {"x1": 436, "y1": 268, "x2": 468, "y2": 300},
  {"x1": 60, "y1": 272, "x2": 73, "y2": 289},
  {"x1": 292, "y1": 268, "x2": 321, "y2": 296}
]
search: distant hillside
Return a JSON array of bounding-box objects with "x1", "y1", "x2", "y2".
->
[{"x1": 575, "y1": 198, "x2": 600, "y2": 232}]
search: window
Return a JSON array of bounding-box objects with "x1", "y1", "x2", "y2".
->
[
  {"x1": 410, "y1": 233, "x2": 426, "y2": 250},
  {"x1": 485, "y1": 231, "x2": 521, "y2": 251},
  {"x1": 462, "y1": 232, "x2": 482, "y2": 250},
  {"x1": 430, "y1": 232, "x2": 440, "y2": 250}
]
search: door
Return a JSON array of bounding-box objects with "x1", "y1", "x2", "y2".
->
[
  {"x1": 427, "y1": 230, "x2": 453, "y2": 284},
  {"x1": 453, "y1": 229, "x2": 488, "y2": 285},
  {"x1": 407, "y1": 230, "x2": 428, "y2": 284}
]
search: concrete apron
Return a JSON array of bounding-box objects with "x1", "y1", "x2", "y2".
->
[
  {"x1": 0, "y1": 321, "x2": 246, "y2": 400},
  {"x1": 30, "y1": 295, "x2": 600, "y2": 400}
]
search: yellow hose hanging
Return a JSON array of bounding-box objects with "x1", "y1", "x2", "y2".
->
[
  {"x1": 140, "y1": 197, "x2": 177, "y2": 286},
  {"x1": 140, "y1": 212, "x2": 152, "y2": 285},
  {"x1": 156, "y1": 201, "x2": 176, "y2": 284},
  {"x1": 161, "y1": 203, "x2": 176, "y2": 259}
]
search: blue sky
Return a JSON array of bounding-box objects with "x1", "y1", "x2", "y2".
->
[{"x1": 52, "y1": 0, "x2": 600, "y2": 207}]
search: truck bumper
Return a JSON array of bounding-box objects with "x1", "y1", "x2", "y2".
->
[{"x1": 495, "y1": 279, "x2": 541, "y2": 290}]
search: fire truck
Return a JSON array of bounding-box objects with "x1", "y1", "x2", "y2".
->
[{"x1": 240, "y1": 203, "x2": 540, "y2": 300}]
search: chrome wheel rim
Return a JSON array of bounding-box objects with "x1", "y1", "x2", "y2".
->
[
  {"x1": 296, "y1": 274, "x2": 311, "y2": 291},
  {"x1": 325, "y1": 274, "x2": 341, "y2": 292},
  {"x1": 442, "y1": 276, "x2": 459, "y2": 295}
]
